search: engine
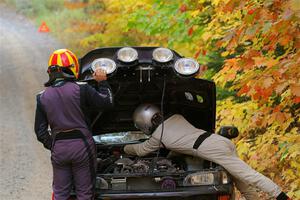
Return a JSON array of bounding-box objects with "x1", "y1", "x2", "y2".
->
[
  {"x1": 98, "y1": 156, "x2": 184, "y2": 175},
  {"x1": 114, "y1": 157, "x2": 182, "y2": 174},
  {"x1": 95, "y1": 145, "x2": 217, "y2": 191},
  {"x1": 96, "y1": 144, "x2": 207, "y2": 175}
]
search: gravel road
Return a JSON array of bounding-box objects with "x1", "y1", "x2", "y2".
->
[{"x1": 0, "y1": 4, "x2": 62, "y2": 199}]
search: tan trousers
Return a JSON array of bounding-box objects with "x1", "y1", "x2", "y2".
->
[{"x1": 196, "y1": 134, "x2": 282, "y2": 200}]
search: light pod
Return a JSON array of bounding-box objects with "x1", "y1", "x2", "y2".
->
[
  {"x1": 153, "y1": 48, "x2": 173, "y2": 63},
  {"x1": 174, "y1": 58, "x2": 199, "y2": 76},
  {"x1": 91, "y1": 58, "x2": 117, "y2": 74},
  {"x1": 117, "y1": 47, "x2": 138, "y2": 63}
]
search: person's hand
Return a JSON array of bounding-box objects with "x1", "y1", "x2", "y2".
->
[{"x1": 93, "y1": 68, "x2": 107, "y2": 82}]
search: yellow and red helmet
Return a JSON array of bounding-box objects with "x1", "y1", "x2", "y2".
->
[{"x1": 48, "y1": 49, "x2": 79, "y2": 79}]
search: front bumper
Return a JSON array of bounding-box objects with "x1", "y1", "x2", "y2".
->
[{"x1": 95, "y1": 184, "x2": 233, "y2": 200}]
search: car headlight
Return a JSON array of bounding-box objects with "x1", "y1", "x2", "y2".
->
[
  {"x1": 153, "y1": 48, "x2": 173, "y2": 63},
  {"x1": 183, "y1": 172, "x2": 215, "y2": 186},
  {"x1": 174, "y1": 58, "x2": 199, "y2": 76},
  {"x1": 91, "y1": 58, "x2": 117, "y2": 74},
  {"x1": 117, "y1": 47, "x2": 138, "y2": 63}
]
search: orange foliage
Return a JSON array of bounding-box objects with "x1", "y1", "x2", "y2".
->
[
  {"x1": 71, "y1": 21, "x2": 106, "y2": 34},
  {"x1": 64, "y1": 1, "x2": 88, "y2": 10}
]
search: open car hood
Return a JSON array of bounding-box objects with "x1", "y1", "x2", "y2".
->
[{"x1": 79, "y1": 47, "x2": 216, "y2": 135}]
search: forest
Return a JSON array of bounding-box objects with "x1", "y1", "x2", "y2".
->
[{"x1": 5, "y1": 0, "x2": 300, "y2": 198}]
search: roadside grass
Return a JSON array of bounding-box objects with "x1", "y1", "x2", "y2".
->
[
  {"x1": 3, "y1": 0, "x2": 88, "y2": 56},
  {"x1": 34, "y1": 8, "x2": 89, "y2": 56}
]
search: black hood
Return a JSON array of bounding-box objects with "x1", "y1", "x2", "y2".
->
[{"x1": 79, "y1": 47, "x2": 216, "y2": 135}]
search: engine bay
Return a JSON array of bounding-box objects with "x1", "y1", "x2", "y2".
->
[
  {"x1": 99, "y1": 156, "x2": 185, "y2": 175},
  {"x1": 93, "y1": 140, "x2": 230, "y2": 192},
  {"x1": 96, "y1": 143, "x2": 211, "y2": 176}
]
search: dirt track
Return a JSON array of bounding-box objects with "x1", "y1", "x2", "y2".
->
[{"x1": 0, "y1": 4, "x2": 62, "y2": 199}]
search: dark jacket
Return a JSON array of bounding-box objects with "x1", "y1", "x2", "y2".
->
[{"x1": 34, "y1": 80, "x2": 113, "y2": 150}]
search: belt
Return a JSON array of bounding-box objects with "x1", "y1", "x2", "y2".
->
[
  {"x1": 193, "y1": 132, "x2": 212, "y2": 149},
  {"x1": 55, "y1": 130, "x2": 83, "y2": 140}
]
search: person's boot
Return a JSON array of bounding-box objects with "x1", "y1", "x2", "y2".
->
[{"x1": 276, "y1": 192, "x2": 291, "y2": 200}]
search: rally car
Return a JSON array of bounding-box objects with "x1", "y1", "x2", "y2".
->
[{"x1": 75, "y1": 47, "x2": 238, "y2": 200}]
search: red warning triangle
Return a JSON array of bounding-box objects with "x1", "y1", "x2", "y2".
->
[{"x1": 38, "y1": 21, "x2": 50, "y2": 32}]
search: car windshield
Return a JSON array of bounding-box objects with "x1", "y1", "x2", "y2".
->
[{"x1": 93, "y1": 131, "x2": 149, "y2": 144}]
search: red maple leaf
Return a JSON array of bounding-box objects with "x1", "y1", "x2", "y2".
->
[
  {"x1": 294, "y1": 97, "x2": 300, "y2": 103},
  {"x1": 238, "y1": 85, "x2": 250, "y2": 96},
  {"x1": 180, "y1": 4, "x2": 187, "y2": 13},
  {"x1": 194, "y1": 49, "x2": 201, "y2": 59},
  {"x1": 188, "y1": 27, "x2": 193, "y2": 36},
  {"x1": 248, "y1": 9, "x2": 255, "y2": 15}
]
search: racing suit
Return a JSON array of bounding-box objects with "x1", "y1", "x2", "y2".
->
[
  {"x1": 34, "y1": 80, "x2": 113, "y2": 200},
  {"x1": 124, "y1": 114, "x2": 288, "y2": 200}
]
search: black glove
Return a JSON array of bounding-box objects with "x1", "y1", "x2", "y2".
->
[
  {"x1": 120, "y1": 146, "x2": 126, "y2": 154},
  {"x1": 43, "y1": 135, "x2": 53, "y2": 150}
]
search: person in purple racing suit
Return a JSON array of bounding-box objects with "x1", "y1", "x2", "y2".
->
[{"x1": 34, "y1": 49, "x2": 113, "y2": 200}]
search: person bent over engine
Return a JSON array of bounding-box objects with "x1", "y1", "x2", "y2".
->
[{"x1": 124, "y1": 104, "x2": 291, "y2": 200}]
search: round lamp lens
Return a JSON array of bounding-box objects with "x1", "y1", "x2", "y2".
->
[
  {"x1": 174, "y1": 58, "x2": 199, "y2": 75},
  {"x1": 117, "y1": 47, "x2": 138, "y2": 63},
  {"x1": 91, "y1": 58, "x2": 117, "y2": 74},
  {"x1": 153, "y1": 48, "x2": 173, "y2": 63}
]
